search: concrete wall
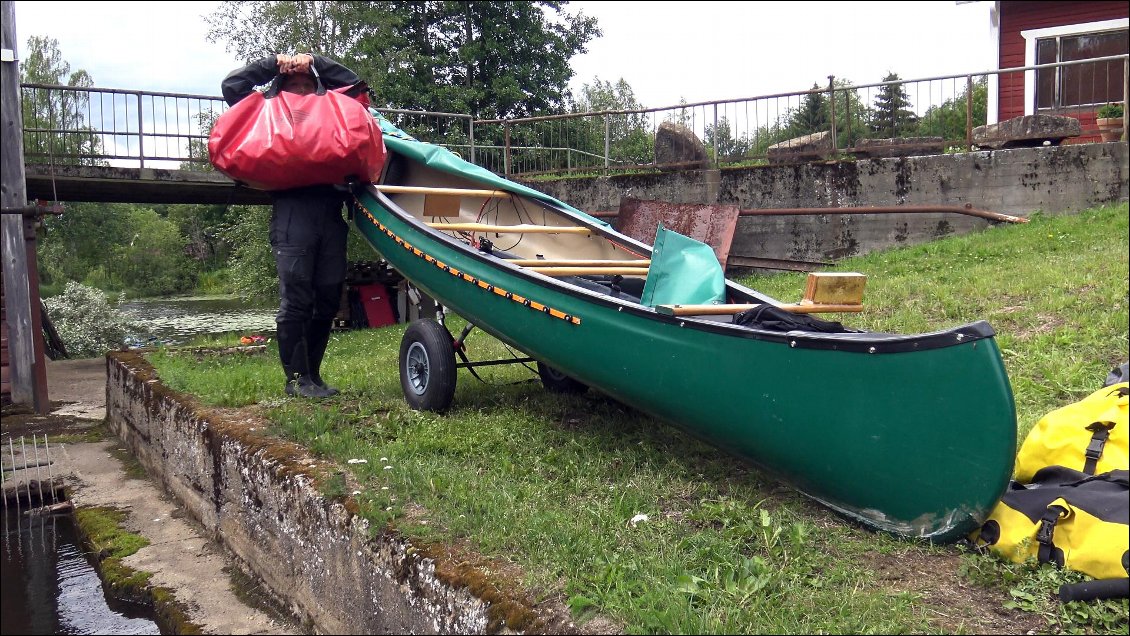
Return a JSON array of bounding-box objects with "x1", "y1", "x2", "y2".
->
[
  {"x1": 524, "y1": 142, "x2": 1128, "y2": 267},
  {"x1": 106, "y1": 352, "x2": 579, "y2": 635}
]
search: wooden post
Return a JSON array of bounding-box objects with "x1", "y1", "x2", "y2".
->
[{"x1": 1, "y1": 1, "x2": 49, "y2": 413}]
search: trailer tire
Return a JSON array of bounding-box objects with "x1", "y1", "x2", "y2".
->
[
  {"x1": 537, "y1": 362, "x2": 588, "y2": 395},
  {"x1": 400, "y1": 320, "x2": 457, "y2": 412}
]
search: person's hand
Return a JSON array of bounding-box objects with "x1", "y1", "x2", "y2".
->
[
  {"x1": 290, "y1": 53, "x2": 313, "y2": 75},
  {"x1": 276, "y1": 53, "x2": 293, "y2": 73}
]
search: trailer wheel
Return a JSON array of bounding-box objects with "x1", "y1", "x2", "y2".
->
[
  {"x1": 400, "y1": 320, "x2": 457, "y2": 412},
  {"x1": 537, "y1": 362, "x2": 588, "y2": 395}
]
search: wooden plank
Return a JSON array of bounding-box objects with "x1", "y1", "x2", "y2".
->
[
  {"x1": 529, "y1": 267, "x2": 649, "y2": 277},
  {"x1": 377, "y1": 184, "x2": 512, "y2": 199},
  {"x1": 428, "y1": 222, "x2": 592, "y2": 235},
  {"x1": 802, "y1": 272, "x2": 866, "y2": 306},
  {"x1": 508, "y1": 259, "x2": 651, "y2": 267},
  {"x1": 422, "y1": 193, "x2": 462, "y2": 217},
  {"x1": 2, "y1": 2, "x2": 49, "y2": 413},
  {"x1": 656, "y1": 303, "x2": 864, "y2": 316}
]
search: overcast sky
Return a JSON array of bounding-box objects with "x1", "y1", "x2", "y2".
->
[{"x1": 12, "y1": 0, "x2": 995, "y2": 108}]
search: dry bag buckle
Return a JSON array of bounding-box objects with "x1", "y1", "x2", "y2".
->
[
  {"x1": 1084, "y1": 423, "x2": 1112, "y2": 462},
  {"x1": 1036, "y1": 506, "x2": 1066, "y2": 546}
]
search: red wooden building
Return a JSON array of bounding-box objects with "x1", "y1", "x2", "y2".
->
[{"x1": 989, "y1": 1, "x2": 1128, "y2": 140}]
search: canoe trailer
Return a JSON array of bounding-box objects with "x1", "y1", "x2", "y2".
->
[{"x1": 397, "y1": 290, "x2": 585, "y2": 412}]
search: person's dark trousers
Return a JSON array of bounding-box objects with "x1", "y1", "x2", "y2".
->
[{"x1": 270, "y1": 186, "x2": 349, "y2": 397}]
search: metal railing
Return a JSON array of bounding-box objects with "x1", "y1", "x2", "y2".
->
[
  {"x1": 18, "y1": 54, "x2": 1127, "y2": 176},
  {"x1": 20, "y1": 83, "x2": 227, "y2": 169},
  {"x1": 485, "y1": 54, "x2": 1128, "y2": 177}
]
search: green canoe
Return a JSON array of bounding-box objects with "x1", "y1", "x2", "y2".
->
[{"x1": 350, "y1": 120, "x2": 1017, "y2": 543}]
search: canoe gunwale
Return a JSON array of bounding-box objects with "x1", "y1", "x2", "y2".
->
[{"x1": 358, "y1": 186, "x2": 998, "y2": 355}]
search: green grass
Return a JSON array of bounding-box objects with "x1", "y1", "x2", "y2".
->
[{"x1": 146, "y1": 203, "x2": 1129, "y2": 634}]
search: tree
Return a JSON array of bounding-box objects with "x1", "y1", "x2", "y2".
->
[
  {"x1": 790, "y1": 83, "x2": 829, "y2": 136},
  {"x1": 917, "y1": 77, "x2": 988, "y2": 144},
  {"x1": 704, "y1": 117, "x2": 753, "y2": 162},
  {"x1": 870, "y1": 72, "x2": 917, "y2": 138},
  {"x1": 205, "y1": 1, "x2": 600, "y2": 121},
  {"x1": 38, "y1": 202, "x2": 133, "y2": 290},
  {"x1": 19, "y1": 36, "x2": 102, "y2": 165},
  {"x1": 117, "y1": 208, "x2": 198, "y2": 297},
  {"x1": 569, "y1": 77, "x2": 653, "y2": 167}
]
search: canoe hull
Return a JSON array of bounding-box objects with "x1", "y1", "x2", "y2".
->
[{"x1": 352, "y1": 188, "x2": 1016, "y2": 543}]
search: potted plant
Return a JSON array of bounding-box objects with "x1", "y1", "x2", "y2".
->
[{"x1": 1096, "y1": 103, "x2": 1124, "y2": 142}]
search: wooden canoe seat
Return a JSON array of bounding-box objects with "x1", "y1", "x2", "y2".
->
[
  {"x1": 657, "y1": 272, "x2": 866, "y2": 316},
  {"x1": 427, "y1": 222, "x2": 593, "y2": 235},
  {"x1": 377, "y1": 185, "x2": 513, "y2": 218},
  {"x1": 801, "y1": 272, "x2": 866, "y2": 307}
]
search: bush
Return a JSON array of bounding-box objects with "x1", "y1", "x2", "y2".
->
[
  {"x1": 1097, "y1": 103, "x2": 1124, "y2": 119},
  {"x1": 43, "y1": 282, "x2": 137, "y2": 358}
]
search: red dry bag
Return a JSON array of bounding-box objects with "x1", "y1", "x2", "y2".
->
[{"x1": 208, "y1": 86, "x2": 385, "y2": 191}]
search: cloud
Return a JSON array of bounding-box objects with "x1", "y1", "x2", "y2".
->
[{"x1": 14, "y1": 1, "x2": 239, "y2": 96}]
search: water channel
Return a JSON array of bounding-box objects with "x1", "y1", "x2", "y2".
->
[
  {"x1": 1, "y1": 509, "x2": 159, "y2": 635},
  {"x1": 3, "y1": 296, "x2": 278, "y2": 635}
]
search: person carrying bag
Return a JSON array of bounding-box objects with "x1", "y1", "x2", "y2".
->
[{"x1": 210, "y1": 53, "x2": 384, "y2": 398}]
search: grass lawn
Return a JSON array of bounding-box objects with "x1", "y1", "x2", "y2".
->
[{"x1": 148, "y1": 203, "x2": 1129, "y2": 634}]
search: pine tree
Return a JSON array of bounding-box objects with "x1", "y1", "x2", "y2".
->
[
  {"x1": 792, "y1": 83, "x2": 829, "y2": 135},
  {"x1": 870, "y1": 72, "x2": 918, "y2": 138}
]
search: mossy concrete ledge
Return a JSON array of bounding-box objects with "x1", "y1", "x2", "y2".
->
[{"x1": 106, "y1": 351, "x2": 578, "y2": 634}]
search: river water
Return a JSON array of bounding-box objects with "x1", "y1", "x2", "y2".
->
[
  {"x1": 117, "y1": 295, "x2": 278, "y2": 347},
  {"x1": 1, "y1": 509, "x2": 159, "y2": 635}
]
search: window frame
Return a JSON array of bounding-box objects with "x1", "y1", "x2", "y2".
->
[{"x1": 1021, "y1": 18, "x2": 1129, "y2": 115}]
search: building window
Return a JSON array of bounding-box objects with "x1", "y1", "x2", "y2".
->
[
  {"x1": 1035, "y1": 29, "x2": 1128, "y2": 110},
  {"x1": 1022, "y1": 18, "x2": 1129, "y2": 116}
]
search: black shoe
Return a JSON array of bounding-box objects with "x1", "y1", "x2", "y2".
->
[
  {"x1": 307, "y1": 318, "x2": 339, "y2": 396},
  {"x1": 313, "y1": 378, "x2": 340, "y2": 396},
  {"x1": 285, "y1": 376, "x2": 333, "y2": 399}
]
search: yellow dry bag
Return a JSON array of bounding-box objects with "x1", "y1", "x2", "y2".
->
[{"x1": 1015, "y1": 383, "x2": 1128, "y2": 483}]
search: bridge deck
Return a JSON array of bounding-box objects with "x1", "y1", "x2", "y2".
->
[{"x1": 24, "y1": 165, "x2": 271, "y2": 205}]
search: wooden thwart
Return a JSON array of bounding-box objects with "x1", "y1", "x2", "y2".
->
[
  {"x1": 377, "y1": 185, "x2": 512, "y2": 218},
  {"x1": 530, "y1": 267, "x2": 649, "y2": 277},
  {"x1": 376, "y1": 184, "x2": 513, "y2": 199},
  {"x1": 658, "y1": 272, "x2": 867, "y2": 316},
  {"x1": 428, "y1": 222, "x2": 593, "y2": 235},
  {"x1": 508, "y1": 259, "x2": 651, "y2": 267},
  {"x1": 656, "y1": 302, "x2": 864, "y2": 316}
]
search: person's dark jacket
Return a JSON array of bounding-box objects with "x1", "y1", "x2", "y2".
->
[{"x1": 221, "y1": 54, "x2": 362, "y2": 106}]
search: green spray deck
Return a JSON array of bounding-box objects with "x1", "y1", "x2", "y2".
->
[{"x1": 349, "y1": 123, "x2": 1017, "y2": 542}]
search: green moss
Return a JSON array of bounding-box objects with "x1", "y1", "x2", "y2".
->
[
  {"x1": 75, "y1": 506, "x2": 150, "y2": 558},
  {"x1": 72, "y1": 506, "x2": 206, "y2": 634},
  {"x1": 47, "y1": 426, "x2": 110, "y2": 444}
]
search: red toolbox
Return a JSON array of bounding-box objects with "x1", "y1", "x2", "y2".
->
[{"x1": 355, "y1": 283, "x2": 397, "y2": 328}]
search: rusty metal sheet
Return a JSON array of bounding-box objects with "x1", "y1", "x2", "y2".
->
[{"x1": 615, "y1": 197, "x2": 740, "y2": 268}]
